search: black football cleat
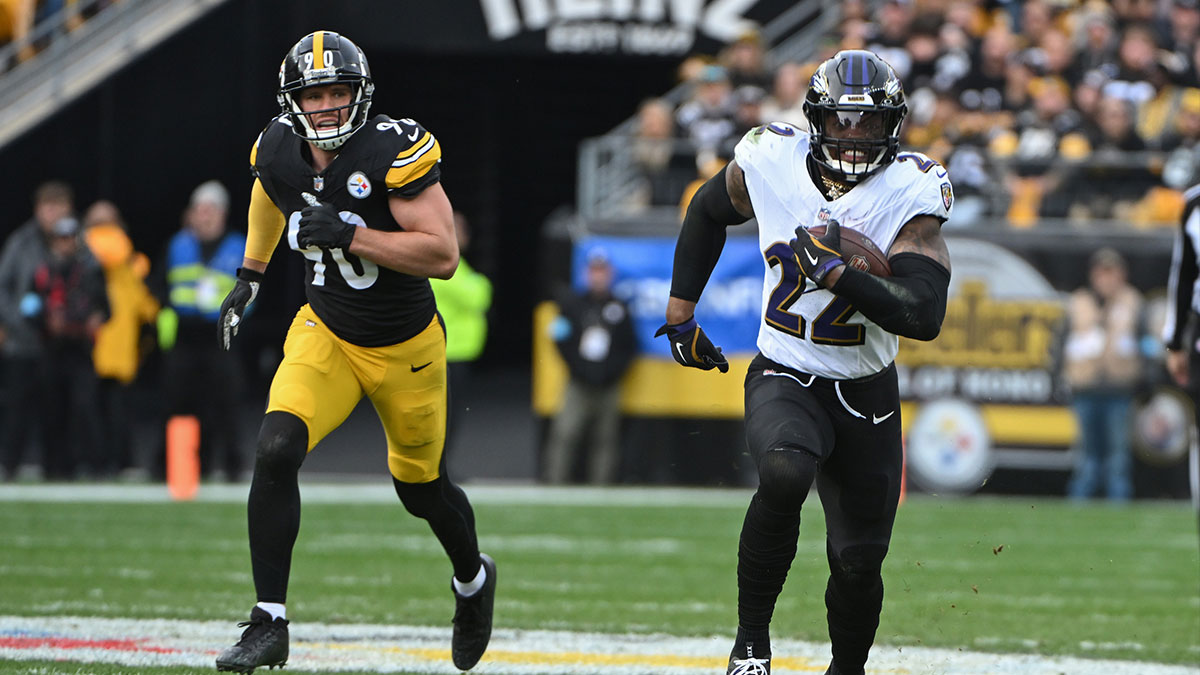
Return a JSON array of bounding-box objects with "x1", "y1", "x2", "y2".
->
[
  {"x1": 726, "y1": 639, "x2": 771, "y2": 675},
  {"x1": 215, "y1": 607, "x2": 289, "y2": 673},
  {"x1": 451, "y1": 553, "x2": 497, "y2": 670}
]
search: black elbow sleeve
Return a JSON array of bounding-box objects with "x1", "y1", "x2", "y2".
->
[
  {"x1": 670, "y1": 167, "x2": 749, "y2": 302},
  {"x1": 832, "y1": 252, "x2": 950, "y2": 341}
]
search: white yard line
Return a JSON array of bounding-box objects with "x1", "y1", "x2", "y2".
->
[{"x1": 0, "y1": 615, "x2": 1194, "y2": 675}]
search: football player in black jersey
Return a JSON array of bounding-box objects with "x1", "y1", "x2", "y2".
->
[{"x1": 215, "y1": 32, "x2": 495, "y2": 673}]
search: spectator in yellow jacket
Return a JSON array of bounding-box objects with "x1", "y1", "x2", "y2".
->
[
  {"x1": 429, "y1": 212, "x2": 492, "y2": 454},
  {"x1": 83, "y1": 200, "x2": 160, "y2": 477}
]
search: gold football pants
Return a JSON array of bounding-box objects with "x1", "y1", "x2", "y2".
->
[{"x1": 266, "y1": 304, "x2": 447, "y2": 483}]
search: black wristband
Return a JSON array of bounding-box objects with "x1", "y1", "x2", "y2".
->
[{"x1": 237, "y1": 267, "x2": 265, "y2": 283}]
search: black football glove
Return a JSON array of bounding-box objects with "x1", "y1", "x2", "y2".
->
[
  {"x1": 217, "y1": 267, "x2": 264, "y2": 351},
  {"x1": 790, "y1": 219, "x2": 844, "y2": 285},
  {"x1": 298, "y1": 192, "x2": 356, "y2": 250},
  {"x1": 654, "y1": 316, "x2": 729, "y2": 373}
]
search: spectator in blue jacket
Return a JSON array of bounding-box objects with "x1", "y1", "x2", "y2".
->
[{"x1": 155, "y1": 180, "x2": 248, "y2": 481}]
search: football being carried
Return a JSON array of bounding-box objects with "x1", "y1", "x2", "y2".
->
[{"x1": 805, "y1": 221, "x2": 891, "y2": 277}]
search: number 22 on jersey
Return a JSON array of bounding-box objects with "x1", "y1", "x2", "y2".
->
[
  {"x1": 287, "y1": 210, "x2": 379, "y2": 289},
  {"x1": 763, "y1": 242, "x2": 866, "y2": 346}
]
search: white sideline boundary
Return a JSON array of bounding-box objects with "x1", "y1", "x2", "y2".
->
[
  {"x1": 0, "y1": 615, "x2": 1195, "y2": 675},
  {"x1": 0, "y1": 482, "x2": 1192, "y2": 508},
  {"x1": 0, "y1": 482, "x2": 760, "y2": 507}
]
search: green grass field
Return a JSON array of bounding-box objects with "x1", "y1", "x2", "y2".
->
[{"x1": 0, "y1": 487, "x2": 1197, "y2": 674}]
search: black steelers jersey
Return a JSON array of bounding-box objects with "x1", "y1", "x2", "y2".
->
[{"x1": 251, "y1": 114, "x2": 444, "y2": 347}]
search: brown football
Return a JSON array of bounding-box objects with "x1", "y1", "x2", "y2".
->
[{"x1": 806, "y1": 225, "x2": 892, "y2": 277}]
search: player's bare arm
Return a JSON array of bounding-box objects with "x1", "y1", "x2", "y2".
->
[
  {"x1": 348, "y1": 182, "x2": 459, "y2": 279},
  {"x1": 1167, "y1": 348, "x2": 1190, "y2": 387},
  {"x1": 241, "y1": 257, "x2": 268, "y2": 275},
  {"x1": 725, "y1": 159, "x2": 755, "y2": 219},
  {"x1": 888, "y1": 214, "x2": 952, "y2": 272},
  {"x1": 665, "y1": 297, "x2": 697, "y2": 325}
]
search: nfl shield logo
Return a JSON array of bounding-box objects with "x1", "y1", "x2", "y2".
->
[
  {"x1": 941, "y1": 182, "x2": 953, "y2": 211},
  {"x1": 313, "y1": 175, "x2": 324, "y2": 191}
]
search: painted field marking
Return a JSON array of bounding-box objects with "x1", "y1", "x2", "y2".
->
[{"x1": 1, "y1": 615, "x2": 1196, "y2": 675}]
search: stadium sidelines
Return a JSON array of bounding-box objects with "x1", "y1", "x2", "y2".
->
[
  {"x1": 0, "y1": 482, "x2": 760, "y2": 507},
  {"x1": 0, "y1": 615, "x2": 1195, "y2": 675}
]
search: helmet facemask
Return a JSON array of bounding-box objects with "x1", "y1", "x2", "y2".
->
[
  {"x1": 807, "y1": 104, "x2": 905, "y2": 182},
  {"x1": 277, "y1": 32, "x2": 374, "y2": 151}
]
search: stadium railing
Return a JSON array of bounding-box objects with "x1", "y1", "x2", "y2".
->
[
  {"x1": 0, "y1": 0, "x2": 228, "y2": 151},
  {"x1": 577, "y1": 135, "x2": 1186, "y2": 232}
]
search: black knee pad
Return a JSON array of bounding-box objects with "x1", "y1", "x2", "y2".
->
[
  {"x1": 254, "y1": 411, "x2": 308, "y2": 476},
  {"x1": 828, "y1": 542, "x2": 887, "y2": 581},
  {"x1": 757, "y1": 447, "x2": 819, "y2": 513}
]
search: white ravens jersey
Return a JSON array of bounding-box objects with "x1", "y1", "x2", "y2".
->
[{"x1": 733, "y1": 122, "x2": 953, "y2": 379}]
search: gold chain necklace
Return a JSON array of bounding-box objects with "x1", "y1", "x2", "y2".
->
[{"x1": 820, "y1": 174, "x2": 850, "y2": 199}]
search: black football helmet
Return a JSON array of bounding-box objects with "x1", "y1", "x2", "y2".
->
[
  {"x1": 803, "y1": 50, "x2": 908, "y2": 182},
  {"x1": 277, "y1": 31, "x2": 374, "y2": 151}
]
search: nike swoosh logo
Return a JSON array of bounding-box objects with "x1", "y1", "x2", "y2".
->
[
  {"x1": 804, "y1": 248, "x2": 818, "y2": 265},
  {"x1": 675, "y1": 343, "x2": 686, "y2": 361},
  {"x1": 411, "y1": 362, "x2": 432, "y2": 372},
  {"x1": 764, "y1": 371, "x2": 816, "y2": 387},
  {"x1": 935, "y1": 169, "x2": 948, "y2": 178},
  {"x1": 873, "y1": 411, "x2": 895, "y2": 424}
]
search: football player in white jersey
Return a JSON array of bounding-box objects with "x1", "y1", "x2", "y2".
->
[{"x1": 656, "y1": 50, "x2": 953, "y2": 675}]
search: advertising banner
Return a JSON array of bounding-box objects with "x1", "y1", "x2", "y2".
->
[
  {"x1": 346, "y1": 0, "x2": 801, "y2": 57},
  {"x1": 570, "y1": 235, "x2": 763, "y2": 358},
  {"x1": 532, "y1": 234, "x2": 1088, "y2": 489}
]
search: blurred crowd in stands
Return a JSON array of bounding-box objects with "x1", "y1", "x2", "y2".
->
[
  {"x1": 0, "y1": 0, "x2": 115, "y2": 70},
  {"x1": 0, "y1": 179, "x2": 236, "y2": 482},
  {"x1": 629, "y1": 0, "x2": 1200, "y2": 229},
  {"x1": 2, "y1": 0, "x2": 1196, "y2": 487}
]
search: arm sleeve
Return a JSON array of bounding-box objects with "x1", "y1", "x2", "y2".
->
[
  {"x1": 831, "y1": 252, "x2": 951, "y2": 341},
  {"x1": 669, "y1": 166, "x2": 750, "y2": 302},
  {"x1": 245, "y1": 178, "x2": 286, "y2": 264}
]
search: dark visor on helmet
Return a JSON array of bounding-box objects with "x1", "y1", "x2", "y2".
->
[{"x1": 824, "y1": 109, "x2": 885, "y2": 135}]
